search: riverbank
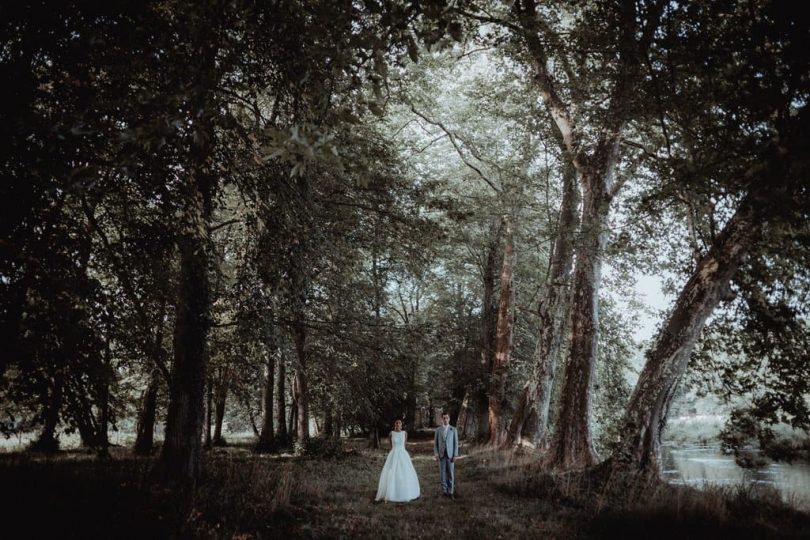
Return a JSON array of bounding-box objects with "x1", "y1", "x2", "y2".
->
[{"x1": 1, "y1": 436, "x2": 808, "y2": 538}]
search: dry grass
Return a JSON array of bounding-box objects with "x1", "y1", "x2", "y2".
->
[{"x1": 1, "y1": 434, "x2": 808, "y2": 538}]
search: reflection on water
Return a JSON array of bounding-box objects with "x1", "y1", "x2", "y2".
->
[{"x1": 662, "y1": 445, "x2": 810, "y2": 510}]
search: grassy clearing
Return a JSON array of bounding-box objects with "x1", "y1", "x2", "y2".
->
[{"x1": 1, "y1": 432, "x2": 808, "y2": 539}]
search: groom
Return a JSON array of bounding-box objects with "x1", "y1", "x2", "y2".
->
[{"x1": 433, "y1": 412, "x2": 459, "y2": 499}]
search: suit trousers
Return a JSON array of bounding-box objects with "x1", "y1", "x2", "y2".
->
[{"x1": 438, "y1": 455, "x2": 455, "y2": 494}]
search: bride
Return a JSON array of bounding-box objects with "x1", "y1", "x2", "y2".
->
[{"x1": 375, "y1": 419, "x2": 420, "y2": 502}]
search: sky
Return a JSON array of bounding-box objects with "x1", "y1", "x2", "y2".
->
[{"x1": 631, "y1": 271, "x2": 672, "y2": 343}]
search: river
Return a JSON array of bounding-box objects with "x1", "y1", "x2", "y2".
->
[{"x1": 661, "y1": 445, "x2": 810, "y2": 510}]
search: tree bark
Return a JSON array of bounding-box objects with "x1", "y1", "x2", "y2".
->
[
  {"x1": 134, "y1": 370, "x2": 160, "y2": 455},
  {"x1": 292, "y1": 322, "x2": 309, "y2": 444},
  {"x1": 506, "y1": 381, "x2": 534, "y2": 447},
  {"x1": 488, "y1": 229, "x2": 515, "y2": 446},
  {"x1": 31, "y1": 373, "x2": 63, "y2": 453},
  {"x1": 546, "y1": 144, "x2": 618, "y2": 469},
  {"x1": 288, "y1": 385, "x2": 297, "y2": 440},
  {"x1": 212, "y1": 382, "x2": 227, "y2": 446},
  {"x1": 156, "y1": 5, "x2": 219, "y2": 484},
  {"x1": 456, "y1": 387, "x2": 471, "y2": 438},
  {"x1": 256, "y1": 348, "x2": 276, "y2": 452},
  {"x1": 323, "y1": 409, "x2": 333, "y2": 438},
  {"x1": 476, "y1": 225, "x2": 500, "y2": 440},
  {"x1": 509, "y1": 162, "x2": 579, "y2": 448},
  {"x1": 613, "y1": 201, "x2": 758, "y2": 472},
  {"x1": 159, "y1": 210, "x2": 211, "y2": 481},
  {"x1": 97, "y1": 327, "x2": 113, "y2": 456},
  {"x1": 368, "y1": 426, "x2": 380, "y2": 449},
  {"x1": 204, "y1": 380, "x2": 213, "y2": 448},
  {"x1": 406, "y1": 363, "x2": 418, "y2": 432},
  {"x1": 276, "y1": 356, "x2": 288, "y2": 442}
]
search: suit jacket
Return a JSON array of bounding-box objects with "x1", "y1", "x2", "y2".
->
[{"x1": 434, "y1": 424, "x2": 459, "y2": 459}]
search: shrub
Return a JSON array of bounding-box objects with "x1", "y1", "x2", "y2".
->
[{"x1": 296, "y1": 436, "x2": 344, "y2": 458}]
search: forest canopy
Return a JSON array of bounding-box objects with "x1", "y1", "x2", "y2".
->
[{"x1": 1, "y1": 0, "x2": 808, "y2": 486}]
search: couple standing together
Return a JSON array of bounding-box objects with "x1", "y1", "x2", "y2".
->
[{"x1": 374, "y1": 412, "x2": 460, "y2": 502}]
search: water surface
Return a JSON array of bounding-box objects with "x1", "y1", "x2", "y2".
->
[{"x1": 662, "y1": 445, "x2": 810, "y2": 510}]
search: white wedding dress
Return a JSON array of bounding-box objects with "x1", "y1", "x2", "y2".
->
[{"x1": 375, "y1": 430, "x2": 421, "y2": 502}]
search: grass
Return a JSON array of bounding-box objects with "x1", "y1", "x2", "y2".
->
[{"x1": 1, "y1": 431, "x2": 809, "y2": 538}]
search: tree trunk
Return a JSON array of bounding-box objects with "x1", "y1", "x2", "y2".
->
[
  {"x1": 156, "y1": 6, "x2": 218, "y2": 484},
  {"x1": 134, "y1": 370, "x2": 160, "y2": 455},
  {"x1": 510, "y1": 162, "x2": 579, "y2": 448},
  {"x1": 135, "y1": 300, "x2": 167, "y2": 456},
  {"x1": 256, "y1": 349, "x2": 276, "y2": 452},
  {"x1": 368, "y1": 426, "x2": 380, "y2": 449},
  {"x1": 31, "y1": 373, "x2": 63, "y2": 453},
  {"x1": 292, "y1": 323, "x2": 309, "y2": 444},
  {"x1": 204, "y1": 380, "x2": 213, "y2": 448},
  {"x1": 159, "y1": 215, "x2": 211, "y2": 481},
  {"x1": 288, "y1": 390, "x2": 297, "y2": 441},
  {"x1": 323, "y1": 409, "x2": 333, "y2": 438},
  {"x1": 506, "y1": 381, "x2": 534, "y2": 447},
  {"x1": 276, "y1": 357, "x2": 288, "y2": 442},
  {"x1": 248, "y1": 408, "x2": 260, "y2": 437},
  {"x1": 97, "y1": 328, "x2": 112, "y2": 457},
  {"x1": 476, "y1": 226, "x2": 499, "y2": 440},
  {"x1": 488, "y1": 229, "x2": 515, "y2": 446},
  {"x1": 457, "y1": 387, "x2": 471, "y2": 438},
  {"x1": 546, "y1": 152, "x2": 617, "y2": 469},
  {"x1": 68, "y1": 379, "x2": 101, "y2": 449},
  {"x1": 212, "y1": 383, "x2": 227, "y2": 446},
  {"x1": 406, "y1": 363, "x2": 418, "y2": 432},
  {"x1": 613, "y1": 201, "x2": 757, "y2": 472}
]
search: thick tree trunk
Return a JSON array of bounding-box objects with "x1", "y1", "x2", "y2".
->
[
  {"x1": 488, "y1": 230, "x2": 515, "y2": 446},
  {"x1": 159, "y1": 183, "x2": 212, "y2": 482},
  {"x1": 546, "y1": 154, "x2": 617, "y2": 469},
  {"x1": 613, "y1": 202, "x2": 757, "y2": 472},
  {"x1": 134, "y1": 370, "x2": 160, "y2": 455},
  {"x1": 156, "y1": 7, "x2": 218, "y2": 484},
  {"x1": 276, "y1": 358, "x2": 288, "y2": 441},
  {"x1": 256, "y1": 349, "x2": 276, "y2": 452},
  {"x1": 476, "y1": 227, "x2": 499, "y2": 440},
  {"x1": 510, "y1": 163, "x2": 579, "y2": 448}
]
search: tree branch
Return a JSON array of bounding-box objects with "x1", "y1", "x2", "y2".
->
[{"x1": 409, "y1": 105, "x2": 501, "y2": 193}]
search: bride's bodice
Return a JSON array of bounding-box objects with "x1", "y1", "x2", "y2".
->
[{"x1": 391, "y1": 430, "x2": 406, "y2": 449}]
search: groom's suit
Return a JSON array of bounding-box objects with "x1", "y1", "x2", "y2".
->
[{"x1": 433, "y1": 424, "x2": 459, "y2": 495}]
